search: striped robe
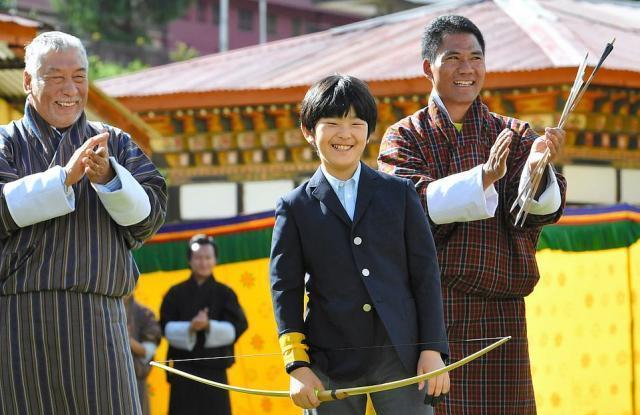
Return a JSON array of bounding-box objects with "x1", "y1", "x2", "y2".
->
[
  {"x1": 379, "y1": 97, "x2": 567, "y2": 414},
  {"x1": 0, "y1": 103, "x2": 167, "y2": 414}
]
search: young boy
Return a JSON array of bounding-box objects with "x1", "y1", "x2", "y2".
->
[{"x1": 269, "y1": 74, "x2": 449, "y2": 415}]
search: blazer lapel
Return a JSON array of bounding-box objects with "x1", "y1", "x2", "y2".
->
[
  {"x1": 309, "y1": 168, "x2": 352, "y2": 226},
  {"x1": 353, "y1": 163, "x2": 379, "y2": 227}
]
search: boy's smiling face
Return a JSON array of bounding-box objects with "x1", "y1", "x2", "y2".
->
[{"x1": 302, "y1": 108, "x2": 368, "y2": 181}]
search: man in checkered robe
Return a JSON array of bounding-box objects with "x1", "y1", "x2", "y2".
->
[
  {"x1": 378, "y1": 16, "x2": 567, "y2": 414},
  {"x1": 0, "y1": 32, "x2": 167, "y2": 414}
]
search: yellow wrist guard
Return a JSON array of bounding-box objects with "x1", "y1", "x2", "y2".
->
[{"x1": 278, "y1": 332, "x2": 310, "y2": 368}]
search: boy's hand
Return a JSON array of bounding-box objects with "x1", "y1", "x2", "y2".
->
[
  {"x1": 289, "y1": 366, "x2": 324, "y2": 409},
  {"x1": 417, "y1": 350, "x2": 450, "y2": 399}
]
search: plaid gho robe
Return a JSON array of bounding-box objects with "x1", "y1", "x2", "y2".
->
[{"x1": 378, "y1": 97, "x2": 567, "y2": 414}]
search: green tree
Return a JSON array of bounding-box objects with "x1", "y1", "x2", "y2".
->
[
  {"x1": 169, "y1": 42, "x2": 200, "y2": 62},
  {"x1": 88, "y1": 55, "x2": 147, "y2": 80},
  {"x1": 52, "y1": 0, "x2": 193, "y2": 42}
]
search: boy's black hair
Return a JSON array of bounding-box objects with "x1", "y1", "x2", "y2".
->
[
  {"x1": 187, "y1": 234, "x2": 218, "y2": 260},
  {"x1": 300, "y1": 74, "x2": 377, "y2": 138},
  {"x1": 421, "y1": 15, "x2": 485, "y2": 61}
]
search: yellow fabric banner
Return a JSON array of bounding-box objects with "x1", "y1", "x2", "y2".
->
[
  {"x1": 528, "y1": 243, "x2": 639, "y2": 415},
  {"x1": 136, "y1": 242, "x2": 640, "y2": 414},
  {"x1": 135, "y1": 259, "x2": 298, "y2": 415},
  {"x1": 633, "y1": 241, "x2": 640, "y2": 414}
]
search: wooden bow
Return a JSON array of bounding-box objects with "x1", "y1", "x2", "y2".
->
[{"x1": 150, "y1": 336, "x2": 510, "y2": 402}]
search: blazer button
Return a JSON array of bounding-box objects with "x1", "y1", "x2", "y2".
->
[
  {"x1": 361, "y1": 268, "x2": 370, "y2": 277},
  {"x1": 362, "y1": 303, "x2": 372, "y2": 312},
  {"x1": 353, "y1": 236, "x2": 362, "y2": 245}
]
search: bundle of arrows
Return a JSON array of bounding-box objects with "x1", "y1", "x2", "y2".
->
[{"x1": 511, "y1": 38, "x2": 616, "y2": 226}]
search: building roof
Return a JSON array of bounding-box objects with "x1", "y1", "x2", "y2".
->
[
  {"x1": 250, "y1": 0, "x2": 365, "y2": 15},
  {"x1": 0, "y1": 13, "x2": 41, "y2": 28},
  {"x1": 0, "y1": 12, "x2": 42, "y2": 61},
  {"x1": 97, "y1": 0, "x2": 640, "y2": 109}
]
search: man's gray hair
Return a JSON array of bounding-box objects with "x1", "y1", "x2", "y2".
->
[{"x1": 24, "y1": 31, "x2": 88, "y2": 76}]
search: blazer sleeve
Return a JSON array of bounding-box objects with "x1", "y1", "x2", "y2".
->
[
  {"x1": 269, "y1": 196, "x2": 306, "y2": 336},
  {"x1": 403, "y1": 179, "x2": 449, "y2": 358}
]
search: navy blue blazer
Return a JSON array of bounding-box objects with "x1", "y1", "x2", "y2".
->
[{"x1": 270, "y1": 163, "x2": 448, "y2": 380}]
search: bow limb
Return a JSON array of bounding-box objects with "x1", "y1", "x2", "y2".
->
[
  {"x1": 149, "y1": 336, "x2": 510, "y2": 402},
  {"x1": 316, "y1": 336, "x2": 511, "y2": 402},
  {"x1": 149, "y1": 361, "x2": 290, "y2": 398}
]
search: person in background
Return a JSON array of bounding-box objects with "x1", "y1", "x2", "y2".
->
[
  {"x1": 160, "y1": 234, "x2": 248, "y2": 415},
  {"x1": 125, "y1": 295, "x2": 162, "y2": 415}
]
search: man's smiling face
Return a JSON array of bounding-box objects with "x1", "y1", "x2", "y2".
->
[
  {"x1": 423, "y1": 32, "x2": 486, "y2": 116},
  {"x1": 24, "y1": 49, "x2": 88, "y2": 129}
]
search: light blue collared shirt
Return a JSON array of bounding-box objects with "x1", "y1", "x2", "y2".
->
[
  {"x1": 95, "y1": 175, "x2": 122, "y2": 192},
  {"x1": 94, "y1": 159, "x2": 123, "y2": 192},
  {"x1": 321, "y1": 163, "x2": 361, "y2": 221}
]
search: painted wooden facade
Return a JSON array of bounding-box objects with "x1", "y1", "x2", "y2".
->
[{"x1": 133, "y1": 77, "x2": 640, "y2": 186}]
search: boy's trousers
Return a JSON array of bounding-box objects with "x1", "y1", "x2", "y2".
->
[{"x1": 304, "y1": 315, "x2": 435, "y2": 415}]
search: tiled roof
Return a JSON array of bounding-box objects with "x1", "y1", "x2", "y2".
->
[
  {"x1": 97, "y1": 0, "x2": 640, "y2": 98},
  {"x1": 0, "y1": 13, "x2": 41, "y2": 27},
  {"x1": 251, "y1": 0, "x2": 362, "y2": 15}
]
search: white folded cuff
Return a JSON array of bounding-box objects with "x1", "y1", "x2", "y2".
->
[
  {"x1": 517, "y1": 164, "x2": 561, "y2": 215},
  {"x1": 426, "y1": 164, "x2": 498, "y2": 224},
  {"x1": 92, "y1": 157, "x2": 151, "y2": 226},
  {"x1": 204, "y1": 320, "x2": 236, "y2": 348},
  {"x1": 165, "y1": 321, "x2": 196, "y2": 351},
  {"x1": 3, "y1": 166, "x2": 75, "y2": 227}
]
